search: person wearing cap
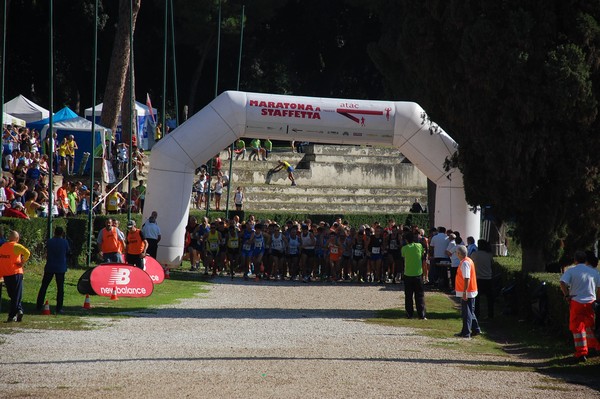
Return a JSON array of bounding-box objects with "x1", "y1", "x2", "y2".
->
[
  {"x1": 141, "y1": 215, "x2": 161, "y2": 259},
  {"x1": 125, "y1": 220, "x2": 148, "y2": 269}
]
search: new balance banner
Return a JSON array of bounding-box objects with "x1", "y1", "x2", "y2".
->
[
  {"x1": 144, "y1": 256, "x2": 165, "y2": 284},
  {"x1": 90, "y1": 264, "x2": 154, "y2": 298}
]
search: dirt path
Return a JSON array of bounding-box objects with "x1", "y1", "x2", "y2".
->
[{"x1": 0, "y1": 280, "x2": 597, "y2": 398}]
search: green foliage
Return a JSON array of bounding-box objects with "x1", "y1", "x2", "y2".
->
[
  {"x1": 0, "y1": 214, "x2": 143, "y2": 267},
  {"x1": 370, "y1": 1, "x2": 600, "y2": 271},
  {"x1": 494, "y1": 256, "x2": 571, "y2": 341}
]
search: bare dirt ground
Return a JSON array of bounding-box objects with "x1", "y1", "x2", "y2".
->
[{"x1": 0, "y1": 280, "x2": 598, "y2": 399}]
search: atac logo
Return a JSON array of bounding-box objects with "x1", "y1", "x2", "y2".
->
[{"x1": 109, "y1": 268, "x2": 131, "y2": 285}]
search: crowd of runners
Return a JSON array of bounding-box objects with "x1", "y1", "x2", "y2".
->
[{"x1": 184, "y1": 215, "x2": 439, "y2": 283}]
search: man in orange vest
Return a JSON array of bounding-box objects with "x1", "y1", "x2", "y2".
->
[
  {"x1": 0, "y1": 230, "x2": 31, "y2": 322},
  {"x1": 125, "y1": 220, "x2": 148, "y2": 269},
  {"x1": 97, "y1": 218, "x2": 126, "y2": 263},
  {"x1": 455, "y1": 245, "x2": 481, "y2": 338}
]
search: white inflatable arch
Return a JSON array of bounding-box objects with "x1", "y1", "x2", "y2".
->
[{"x1": 144, "y1": 91, "x2": 479, "y2": 265}]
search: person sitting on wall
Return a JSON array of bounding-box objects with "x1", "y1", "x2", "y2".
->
[{"x1": 410, "y1": 198, "x2": 425, "y2": 213}]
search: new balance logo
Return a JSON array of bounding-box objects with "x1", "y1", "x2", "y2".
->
[{"x1": 108, "y1": 268, "x2": 131, "y2": 285}]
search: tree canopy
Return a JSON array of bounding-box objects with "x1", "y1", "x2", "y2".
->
[
  {"x1": 369, "y1": 0, "x2": 600, "y2": 271},
  {"x1": 4, "y1": 1, "x2": 600, "y2": 271}
]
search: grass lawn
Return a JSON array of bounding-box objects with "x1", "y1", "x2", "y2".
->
[
  {"x1": 368, "y1": 288, "x2": 600, "y2": 389},
  {"x1": 0, "y1": 261, "x2": 208, "y2": 331}
]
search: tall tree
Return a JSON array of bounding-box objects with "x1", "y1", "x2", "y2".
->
[
  {"x1": 101, "y1": 0, "x2": 141, "y2": 142},
  {"x1": 369, "y1": 1, "x2": 600, "y2": 271}
]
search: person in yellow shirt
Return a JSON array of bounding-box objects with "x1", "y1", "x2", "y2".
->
[
  {"x1": 0, "y1": 231, "x2": 31, "y2": 322},
  {"x1": 105, "y1": 184, "x2": 126, "y2": 214},
  {"x1": 58, "y1": 137, "x2": 68, "y2": 175},
  {"x1": 65, "y1": 134, "x2": 78, "y2": 176},
  {"x1": 271, "y1": 160, "x2": 297, "y2": 186}
]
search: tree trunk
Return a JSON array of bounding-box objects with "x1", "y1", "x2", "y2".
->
[
  {"x1": 522, "y1": 246, "x2": 546, "y2": 273},
  {"x1": 121, "y1": 62, "x2": 136, "y2": 144},
  {"x1": 427, "y1": 178, "x2": 435, "y2": 229},
  {"x1": 100, "y1": 0, "x2": 141, "y2": 141}
]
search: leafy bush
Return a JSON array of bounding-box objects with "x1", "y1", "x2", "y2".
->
[
  {"x1": 0, "y1": 213, "x2": 143, "y2": 267},
  {"x1": 494, "y1": 256, "x2": 571, "y2": 341}
]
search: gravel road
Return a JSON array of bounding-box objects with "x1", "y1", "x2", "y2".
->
[{"x1": 0, "y1": 280, "x2": 597, "y2": 398}]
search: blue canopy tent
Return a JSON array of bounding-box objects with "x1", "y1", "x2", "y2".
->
[
  {"x1": 27, "y1": 107, "x2": 78, "y2": 133},
  {"x1": 39, "y1": 116, "x2": 109, "y2": 175}
]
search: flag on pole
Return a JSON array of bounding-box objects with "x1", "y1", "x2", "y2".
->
[{"x1": 146, "y1": 93, "x2": 156, "y2": 122}]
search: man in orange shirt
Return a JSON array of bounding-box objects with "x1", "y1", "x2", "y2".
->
[
  {"x1": 125, "y1": 220, "x2": 148, "y2": 269},
  {"x1": 0, "y1": 231, "x2": 31, "y2": 322},
  {"x1": 454, "y1": 245, "x2": 481, "y2": 338},
  {"x1": 97, "y1": 218, "x2": 126, "y2": 263}
]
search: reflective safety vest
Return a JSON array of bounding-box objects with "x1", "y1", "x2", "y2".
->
[
  {"x1": 101, "y1": 228, "x2": 121, "y2": 254},
  {"x1": 455, "y1": 257, "x2": 478, "y2": 294},
  {"x1": 127, "y1": 229, "x2": 145, "y2": 255},
  {"x1": 0, "y1": 242, "x2": 30, "y2": 277}
]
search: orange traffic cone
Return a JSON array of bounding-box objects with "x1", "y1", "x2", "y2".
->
[
  {"x1": 164, "y1": 268, "x2": 170, "y2": 279},
  {"x1": 42, "y1": 300, "x2": 51, "y2": 315},
  {"x1": 83, "y1": 294, "x2": 92, "y2": 309},
  {"x1": 110, "y1": 285, "x2": 119, "y2": 301}
]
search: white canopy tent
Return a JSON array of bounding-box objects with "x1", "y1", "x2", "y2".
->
[
  {"x1": 4, "y1": 95, "x2": 50, "y2": 123},
  {"x1": 144, "y1": 91, "x2": 480, "y2": 266},
  {"x1": 84, "y1": 101, "x2": 157, "y2": 149},
  {"x1": 2, "y1": 112, "x2": 26, "y2": 127}
]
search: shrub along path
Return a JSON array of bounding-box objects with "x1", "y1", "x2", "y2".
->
[{"x1": 0, "y1": 279, "x2": 598, "y2": 398}]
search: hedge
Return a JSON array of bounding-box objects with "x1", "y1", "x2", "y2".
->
[
  {"x1": 494, "y1": 256, "x2": 571, "y2": 342},
  {"x1": 0, "y1": 213, "x2": 143, "y2": 267}
]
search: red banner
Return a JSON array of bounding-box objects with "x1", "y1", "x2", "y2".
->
[
  {"x1": 90, "y1": 264, "x2": 154, "y2": 298},
  {"x1": 144, "y1": 256, "x2": 165, "y2": 284}
]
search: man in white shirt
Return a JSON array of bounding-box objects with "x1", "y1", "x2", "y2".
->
[
  {"x1": 141, "y1": 215, "x2": 161, "y2": 259},
  {"x1": 560, "y1": 251, "x2": 600, "y2": 362},
  {"x1": 429, "y1": 226, "x2": 449, "y2": 287},
  {"x1": 446, "y1": 233, "x2": 459, "y2": 290}
]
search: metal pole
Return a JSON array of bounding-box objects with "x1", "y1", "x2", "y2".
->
[
  {"x1": 169, "y1": 0, "x2": 179, "y2": 127},
  {"x1": 206, "y1": 0, "x2": 223, "y2": 217},
  {"x1": 0, "y1": 0, "x2": 5, "y2": 130},
  {"x1": 214, "y1": 0, "x2": 221, "y2": 99},
  {"x1": 162, "y1": 0, "x2": 167, "y2": 138},
  {"x1": 127, "y1": 0, "x2": 134, "y2": 222},
  {"x1": 47, "y1": 0, "x2": 54, "y2": 240},
  {"x1": 225, "y1": 5, "x2": 244, "y2": 219},
  {"x1": 86, "y1": 0, "x2": 98, "y2": 266}
]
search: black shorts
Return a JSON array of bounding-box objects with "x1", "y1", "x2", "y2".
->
[
  {"x1": 271, "y1": 250, "x2": 284, "y2": 259},
  {"x1": 302, "y1": 249, "x2": 315, "y2": 257}
]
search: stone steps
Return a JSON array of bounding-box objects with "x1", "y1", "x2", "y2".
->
[{"x1": 206, "y1": 144, "x2": 428, "y2": 213}]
